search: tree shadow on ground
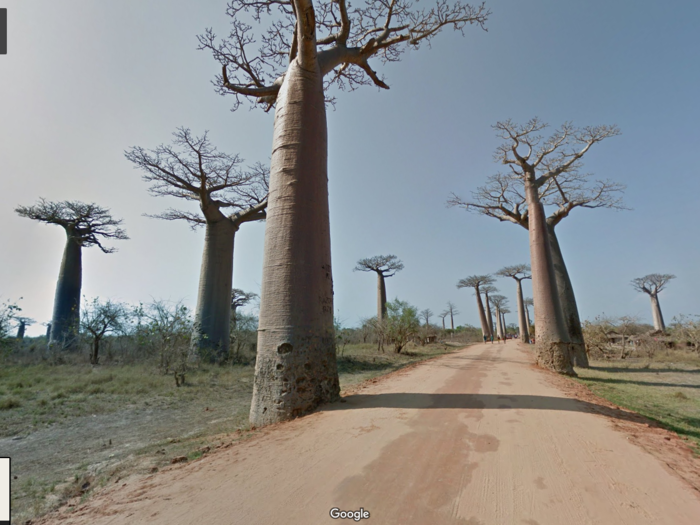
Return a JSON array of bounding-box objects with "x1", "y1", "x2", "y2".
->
[
  {"x1": 582, "y1": 376, "x2": 700, "y2": 389},
  {"x1": 589, "y1": 366, "x2": 700, "y2": 375},
  {"x1": 324, "y1": 392, "x2": 658, "y2": 425}
]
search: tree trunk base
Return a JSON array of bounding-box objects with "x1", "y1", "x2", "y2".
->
[
  {"x1": 250, "y1": 330, "x2": 340, "y2": 427},
  {"x1": 571, "y1": 342, "x2": 589, "y2": 368},
  {"x1": 536, "y1": 341, "x2": 576, "y2": 376}
]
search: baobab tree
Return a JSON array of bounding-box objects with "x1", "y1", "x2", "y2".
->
[
  {"x1": 449, "y1": 119, "x2": 621, "y2": 374},
  {"x1": 500, "y1": 306, "x2": 510, "y2": 338},
  {"x1": 457, "y1": 275, "x2": 494, "y2": 339},
  {"x1": 631, "y1": 274, "x2": 675, "y2": 332},
  {"x1": 438, "y1": 310, "x2": 448, "y2": 330},
  {"x1": 125, "y1": 128, "x2": 268, "y2": 362},
  {"x1": 497, "y1": 264, "x2": 531, "y2": 343},
  {"x1": 481, "y1": 284, "x2": 498, "y2": 337},
  {"x1": 354, "y1": 255, "x2": 404, "y2": 323},
  {"x1": 16, "y1": 199, "x2": 128, "y2": 349},
  {"x1": 231, "y1": 288, "x2": 258, "y2": 328},
  {"x1": 200, "y1": 0, "x2": 490, "y2": 426},
  {"x1": 489, "y1": 294, "x2": 508, "y2": 339},
  {"x1": 446, "y1": 301, "x2": 459, "y2": 330},
  {"x1": 420, "y1": 308, "x2": 433, "y2": 327},
  {"x1": 15, "y1": 317, "x2": 35, "y2": 341},
  {"x1": 524, "y1": 297, "x2": 534, "y2": 335}
]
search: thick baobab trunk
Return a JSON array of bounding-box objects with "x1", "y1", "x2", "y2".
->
[
  {"x1": 484, "y1": 292, "x2": 494, "y2": 337},
  {"x1": 475, "y1": 290, "x2": 490, "y2": 339},
  {"x1": 547, "y1": 223, "x2": 589, "y2": 368},
  {"x1": 49, "y1": 235, "x2": 82, "y2": 349},
  {"x1": 450, "y1": 313, "x2": 454, "y2": 331},
  {"x1": 525, "y1": 305, "x2": 532, "y2": 337},
  {"x1": 250, "y1": 60, "x2": 339, "y2": 427},
  {"x1": 650, "y1": 294, "x2": 665, "y2": 331},
  {"x1": 193, "y1": 219, "x2": 236, "y2": 362},
  {"x1": 501, "y1": 312, "x2": 507, "y2": 338},
  {"x1": 527, "y1": 185, "x2": 574, "y2": 375},
  {"x1": 516, "y1": 280, "x2": 530, "y2": 344},
  {"x1": 377, "y1": 272, "x2": 387, "y2": 322},
  {"x1": 441, "y1": 318, "x2": 445, "y2": 330},
  {"x1": 495, "y1": 306, "x2": 504, "y2": 339}
]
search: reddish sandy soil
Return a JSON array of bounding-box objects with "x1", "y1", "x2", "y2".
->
[{"x1": 38, "y1": 342, "x2": 700, "y2": 525}]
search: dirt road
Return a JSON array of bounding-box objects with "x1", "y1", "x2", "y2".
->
[{"x1": 40, "y1": 342, "x2": 700, "y2": 525}]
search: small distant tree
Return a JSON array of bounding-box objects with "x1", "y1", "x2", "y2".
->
[
  {"x1": 81, "y1": 298, "x2": 129, "y2": 365},
  {"x1": 631, "y1": 274, "x2": 675, "y2": 332},
  {"x1": 446, "y1": 301, "x2": 460, "y2": 331},
  {"x1": 16, "y1": 200, "x2": 128, "y2": 350},
  {"x1": 354, "y1": 255, "x2": 404, "y2": 322},
  {"x1": 1, "y1": 299, "x2": 21, "y2": 354},
  {"x1": 497, "y1": 264, "x2": 531, "y2": 343},
  {"x1": 524, "y1": 297, "x2": 534, "y2": 334},
  {"x1": 385, "y1": 299, "x2": 420, "y2": 353},
  {"x1": 438, "y1": 311, "x2": 449, "y2": 330},
  {"x1": 489, "y1": 294, "x2": 508, "y2": 339},
  {"x1": 15, "y1": 317, "x2": 34, "y2": 341},
  {"x1": 231, "y1": 288, "x2": 258, "y2": 328},
  {"x1": 126, "y1": 128, "x2": 268, "y2": 362},
  {"x1": 672, "y1": 315, "x2": 700, "y2": 352},
  {"x1": 457, "y1": 275, "x2": 494, "y2": 338},
  {"x1": 230, "y1": 312, "x2": 259, "y2": 363},
  {"x1": 420, "y1": 308, "x2": 433, "y2": 327}
]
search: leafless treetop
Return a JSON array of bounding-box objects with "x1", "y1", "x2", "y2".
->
[
  {"x1": 198, "y1": 0, "x2": 490, "y2": 110},
  {"x1": 481, "y1": 284, "x2": 498, "y2": 295},
  {"x1": 524, "y1": 297, "x2": 534, "y2": 308},
  {"x1": 457, "y1": 274, "x2": 494, "y2": 291},
  {"x1": 496, "y1": 264, "x2": 531, "y2": 281},
  {"x1": 231, "y1": 288, "x2": 259, "y2": 309},
  {"x1": 354, "y1": 254, "x2": 404, "y2": 276},
  {"x1": 446, "y1": 301, "x2": 459, "y2": 315},
  {"x1": 125, "y1": 128, "x2": 269, "y2": 228},
  {"x1": 15, "y1": 199, "x2": 128, "y2": 253},
  {"x1": 448, "y1": 119, "x2": 624, "y2": 228},
  {"x1": 489, "y1": 294, "x2": 508, "y2": 309},
  {"x1": 631, "y1": 274, "x2": 676, "y2": 296}
]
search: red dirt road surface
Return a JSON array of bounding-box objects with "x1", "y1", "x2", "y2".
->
[{"x1": 39, "y1": 342, "x2": 700, "y2": 524}]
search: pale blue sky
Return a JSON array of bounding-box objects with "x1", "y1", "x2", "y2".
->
[{"x1": 1, "y1": 0, "x2": 699, "y2": 335}]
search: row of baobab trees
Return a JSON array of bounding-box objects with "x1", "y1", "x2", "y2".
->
[{"x1": 7, "y1": 1, "x2": 679, "y2": 428}]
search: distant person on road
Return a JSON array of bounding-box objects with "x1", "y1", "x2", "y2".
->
[{"x1": 483, "y1": 334, "x2": 488, "y2": 344}]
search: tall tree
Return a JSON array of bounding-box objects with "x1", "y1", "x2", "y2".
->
[
  {"x1": 355, "y1": 255, "x2": 404, "y2": 323},
  {"x1": 15, "y1": 317, "x2": 34, "y2": 341},
  {"x1": 420, "y1": 308, "x2": 433, "y2": 327},
  {"x1": 450, "y1": 119, "x2": 620, "y2": 374},
  {"x1": 631, "y1": 274, "x2": 675, "y2": 332},
  {"x1": 497, "y1": 264, "x2": 531, "y2": 344},
  {"x1": 446, "y1": 301, "x2": 459, "y2": 330},
  {"x1": 500, "y1": 306, "x2": 511, "y2": 339},
  {"x1": 481, "y1": 284, "x2": 497, "y2": 337},
  {"x1": 524, "y1": 297, "x2": 534, "y2": 336},
  {"x1": 16, "y1": 200, "x2": 128, "y2": 350},
  {"x1": 125, "y1": 128, "x2": 268, "y2": 362},
  {"x1": 489, "y1": 294, "x2": 508, "y2": 339},
  {"x1": 200, "y1": 0, "x2": 490, "y2": 426},
  {"x1": 457, "y1": 275, "x2": 494, "y2": 339}
]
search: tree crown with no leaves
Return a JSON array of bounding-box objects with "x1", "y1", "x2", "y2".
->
[
  {"x1": 456, "y1": 274, "x2": 494, "y2": 291},
  {"x1": 125, "y1": 128, "x2": 269, "y2": 228},
  {"x1": 631, "y1": 274, "x2": 675, "y2": 296},
  {"x1": 481, "y1": 284, "x2": 498, "y2": 295},
  {"x1": 489, "y1": 294, "x2": 508, "y2": 309},
  {"x1": 15, "y1": 199, "x2": 128, "y2": 253},
  {"x1": 496, "y1": 264, "x2": 531, "y2": 281},
  {"x1": 231, "y1": 288, "x2": 259, "y2": 309},
  {"x1": 448, "y1": 118, "x2": 624, "y2": 229},
  {"x1": 198, "y1": 0, "x2": 490, "y2": 110},
  {"x1": 355, "y1": 254, "x2": 404, "y2": 276}
]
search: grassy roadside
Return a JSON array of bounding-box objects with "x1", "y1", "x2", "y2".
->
[
  {"x1": 1, "y1": 342, "x2": 465, "y2": 522},
  {"x1": 575, "y1": 353, "x2": 700, "y2": 454}
]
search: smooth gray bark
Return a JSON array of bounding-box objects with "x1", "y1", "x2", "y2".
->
[
  {"x1": 495, "y1": 306, "x2": 504, "y2": 339},
  {"x1": 49, "y1": 235, "x2": 82, "y2": 349},
  {"x1": 484, "y1": 291, "x2": 494, "y2": 337},
  {"x1": 516, "y1": 280, "x2": 530, "y2": 344},
  {"x1": 527, "y1": 188, "x2": 574, "y2": 375},
  {"x1": 193, "y1": 219, "x2": 237, "y2": 361},
  {"x1": 377, "y1": 272, "x2": 387, "y2": 323},
  {"x1": 475, "y1": 290, "x2": 490, "y2": 339},
  {"x1": 546, "y1": 222, "x2": 589, "y2": 367},
  {"x1": 250, "y1": 59, "x2": 339, "y2": 426},
  {"x1": 650, "y1": 294, "x2": 665, "y2": 331}
]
